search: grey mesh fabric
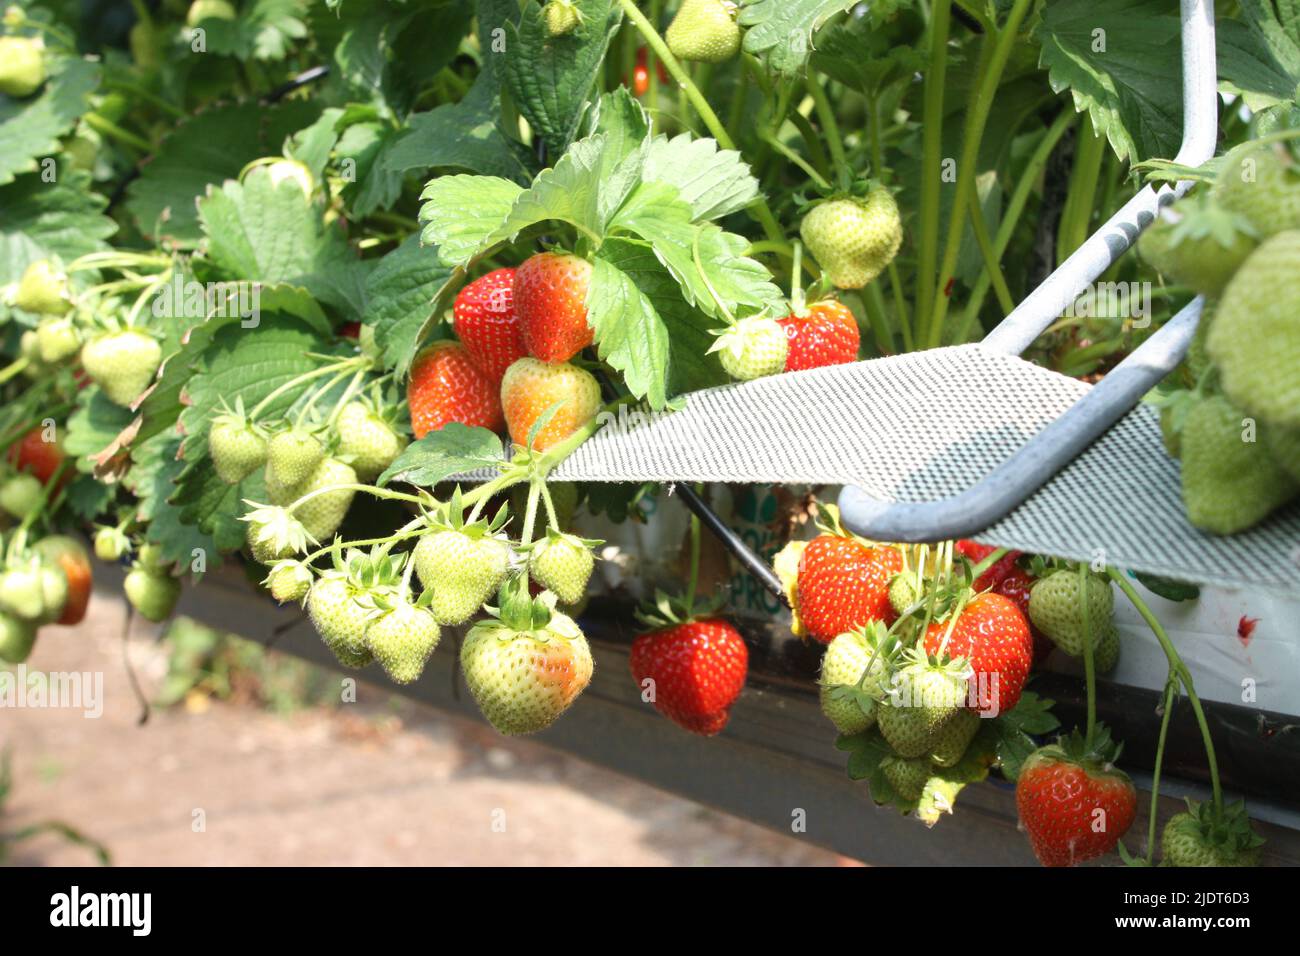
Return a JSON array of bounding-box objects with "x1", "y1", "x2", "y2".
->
[{"x1": 542, "y1": 345, "x2": 1300, "y2": 594}]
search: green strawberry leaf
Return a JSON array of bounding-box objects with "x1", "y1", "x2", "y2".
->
[
  {"x1": 418, "y1": 174, "x2": 525, "y2": 266},
  {"x1": 0, "y1": 56, "x2": 99, "y2": 187},
  {"x1": 63, "y1": 473, "x2": 115, "y2": 523},
  {"x1": 376, "y1": 423, "x2": 505, "y2": 487},
  {"x1": 127, "y1": 432, "x2": 222, "y2": 571},
  {"x1": 1132, "y1": 570, "x2": 1200, "y2": 602},
  {"x1": 738, "y1": 0, "x2": 858, "y2": 76},
  {"x1": 125, "y1": 99, "x2": 321, "y2": 248},
  {"x1": 194, "y1": 0, "x2": 310, "y2": 61},
  {"x1": 382, "y1": 70, "x2": 534, "y2": 184},
  {"x1": 992, "y1": 690, "x2": 1061, "y2": 782},
  {"x1": 590, "y1": 237, "x2": 727, "y2": 407},
  {"x1": 63, "y1": 387, "x2": 136, "y2": 470},
  {"x1": 364, "y1": 235, "x2": 458, "y2": 378},
  {"x1": 607, "y1": 181, "x2": 785, "y2": 319},
  {"x1": 0, "y1": 166, "x2": 115, "y2": 323},
  {"x1": 1217, "y1": 1, "x2": 1300, "y2": 112},
  {"x1": 502, "y1": 0, "x2": 624, "y2": 157},
  {"x1": 640, "y1": 134, "x2": 762, "y2": 223},
  {"x1": 1035, "y1": 0, "x2": 1183, "y2": 165}
]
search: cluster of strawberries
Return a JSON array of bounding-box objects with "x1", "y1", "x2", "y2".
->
[{"x1": 407, "y1": 253, "x2": 602, "y2": 452}]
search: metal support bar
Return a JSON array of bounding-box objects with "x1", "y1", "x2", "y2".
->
[
  {"x1": 838, "y1": 298, "x2": 1203, "y2": 542},
  {"x1": 982, "y1": 0, "x2": 1217, "y2": 355},
  {"x1": 674, "y1": 483, "x2": 789, "y2": 604}
]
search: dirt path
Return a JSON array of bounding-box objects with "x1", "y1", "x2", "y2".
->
[{"x1": 1, "y1": 587, "x2": 845, "y2": 867}]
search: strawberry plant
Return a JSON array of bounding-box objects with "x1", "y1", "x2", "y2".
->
[{"x1": 0, "y1": 0, "x2": 1292, "y2": 865}]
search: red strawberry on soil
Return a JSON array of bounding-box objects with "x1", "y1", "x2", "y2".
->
[
  {"x1": 922, "y1": 591, "x2": 1032, "y2": 716},
  {"x1": 454, "y1": 268, "x2": 527, "y2": 385},
  {"x1": 630, "y1": 618, "x2": 748, "y2": 736},
  {"x1": 796, "y1": 534, "x2": 902, "y2": 644},
  {"x1": 513, "y1": 252, "x2": 593, "y2": 363},
  {"x1": 1016, "y1": 727, "x2": 1137, "y2": 867},
  {"x1": 407, "y1": 341, "x2": 504, "y2": 439},
  {"x1": 778, "y1": 300, "x2": 860, "y2": 371}
]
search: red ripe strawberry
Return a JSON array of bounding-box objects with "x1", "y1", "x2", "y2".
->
[
  {"x1": 630, "y1": 618, "x2": 748, "y2": 736},
  {"x1": 7, "y1": 427, "x2": 65, "y2": 486},
  {"x1": 994, "y1": 566, "x2": 1054, "y2": 666},
  {"x1": 33, "y1": 535, "x2": 92, "y2": 626},
  {"x1": 407, "y1": 341, "x2": 504, "y2": 439},
  {"x1": 955, "y1": 539, "x2": 1022, "y2": 590},
  {"x1": 513, "y1": 252, "x2": 594, "y2": 363},
  {"x1": 922, "y1": 591, "x2": 1032, "y2": 716},
  {"x1": 796, "y1": 534, "x2": 902, "y2": 644},
  {"x1": 778, "y1": 300, "x2": 860, "y2": 371},
  {"x1": 453, "y1": 268, "x2": 527, "y2": 385},
  {"x1": 339, "y1": 322, "x2": 361, "y2": 339},
  {"x1": 1016, "y1": 729, "x2": 1137, "y2": 867}
]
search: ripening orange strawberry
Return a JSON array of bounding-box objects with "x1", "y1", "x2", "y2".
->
[{"x1": 500, "y1": 357, "x2": 600, "y2": 451}]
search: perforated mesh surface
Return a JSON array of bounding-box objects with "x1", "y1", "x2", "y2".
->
[{"x1": 544, "y1": 345, "x2": 1300, "y2": 595}]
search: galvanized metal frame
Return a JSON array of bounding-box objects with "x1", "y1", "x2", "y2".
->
[{"x1": 838, "y1": 0, "x2": 1219, "y2": 543}]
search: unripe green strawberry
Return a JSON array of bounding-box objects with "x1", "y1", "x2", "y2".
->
[
  {"x1": 1161, "y1": 800, "x2": 1263, "y2": 867},
  {"x1": 1027, "y1": 569, "x2": 1114, "y2": 656},
  {"x1": 266, "y1": 427, "x2": 324, "y2": 488},
  {"x1": 137, "y1": 542, "x2": 168, "y2": 573},
  {"x1": 19, "y1": 330, "x2": 49, "y2": 379},
  {"x1": 1205, "y1": 231, "x2": 1300, "y2": 429},
  {"x1": 929, "y1": 709, "x2": 981, "y2": 768},
  {"x1": 413, "y1": 529, "x2": 512, "y2": 626},
  {"x1": 14, "y1": 259, "x2": 69, "y2": 315},
  {"x1": 542, "y1": 0, "x2": 582, "y2": 36},
  {"x1": 265, "y1": 159, "x2": 314, "y2": 197},
  {"x1": 1094, "y1": 622, "x2": 1120, "y2": 674},
  {"x1": 94, "y1": 526, "x2": 129, "y2": 562},
  {"x1": 887, "y1": 573, "x2": 917, "y2": 616},
  {"x1": 0, "y1": 560, "x2": 65, "y2": 623},
  {"x1": 0, "y1": 472, "x2": 44, "y2": 520},
  {"x1": 529, "y1": 530, "x2": 594, "y2": 606},
  {"x1": 460, "y1": 613, "x2": 593, "y2": 735},
  {"x1": 0, "y1": 36, "x2": 46, "y2": 98},
  {"x1": 36, "y1": 317, "x2": 81, "y2": 363},
  {"x1": 709, "y1": 316, "x2": 788, "y2": 380},
  {"x1": 882, "y1": 755, "x2": 930, "y2": 801},
  {"x1": 293, "y1": 457, "x2": 357, "y2": 543},
  {"x1": 1214, "y1": 144, "x2": 1300, "y2": 238},
  {"x1": 1264, "y1": 423, "x2": 1300, "y2": 482},
  {"x1": 366, "y1": 601, "x2": 441, "y2": 684},
  {"x1": 264, "y1": 560, "x2": 312, "y2": 603},
  {"x1": 335, "y1": 401, "x2": 404, "y2": 482},
  {"x1": 81, "y1": 329, "x2": 162, "y2": 407},
  {"x1": 1137, "y1": 196, "x2": 1258, "y2": 297},
  {"x1": 209, "y1": 414, "x2": 268, "y2": 484},
  {"x1": 877, "y1": 658, "x2": 967, "y2": 758},
  {"x1": 186, "y1": 0, "x2": 236, "y2": 26},
  {"x1": 0, "y1": 612, "x2": 37, "y2": 663},
  {"x1": 801, "y1": 190, "x2": 903, "y2": 290},
  {"x1": 1178, "y1": 394, "x2": 1298, "y2": 534},
  {"x1": 666, "y1": 0, "x2": 741, "y2": 64},
  {"x1": 307, "y1": 575, "x2": 374, "y2": 669},
  {"x1": 818, "y1": 627, "x2": 889, "y2": 734},
  {"x1": 35, "y1": 563, "x2": 68, "y2": 625},
  {"x1": 124, "y1": 568, "x2": 181, "y2": 622},
  {"x1": 246, "y1": 516, "x2": 295, "y2": 565}
]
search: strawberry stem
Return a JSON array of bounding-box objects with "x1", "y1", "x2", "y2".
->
[
  {"x1": 0, "y1": 357, "x2": 30, "y2": 387},
  {"x1": 520, "y1": 481, "x2": 542, "y2": 569},
  {"x1": 913, "y1": 0, "x2": 953, "y2": 337},
  {"x1": 1144, "y1": 678, "x2": 1178, "y2": 865},
  {"x1": 1079, "y1": 562, "x2": 1097, "y2": 750},
  {"x1": 300, "y1": 516, "x2": 426, "y2": 565},
  {"x1": 540, "y1": 480, "x2": 560, "y2": 532},
  {"x1": 790, "y1": 241, "x2": 807, "y2": 316},
  {"x1": 966, "y1": 546, "x2": 1008, "y2": 583},
  {"x1": 683, "y1": 483, "x2": 702, "y2": 614},
  {"x1": 249, "y1": 358, "x2": 365, "y2": 420},
  {"x1": 1106, "y1": 567, "x2": 1224, "y2": 817},
  {"x1": 615, "y1": 0, "x2": 783, "y2": 243},
  {"x1": 805, "y1": 73, "x2": 848, "y2": 191}
]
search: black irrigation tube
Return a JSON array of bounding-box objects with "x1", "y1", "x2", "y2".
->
[{"x1": 673, "y1": 482, "x2": 788, "y2": 605}]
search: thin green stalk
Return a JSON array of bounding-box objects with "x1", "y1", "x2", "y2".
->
[
  {"x1": 761, "y1": 132, "x2": 831, "y2": 189},
  {"x1": 1107, "y1": 568, "x2": 1223, "y2": 816},
  {"x1": 913, "y1": 0, "x2": 953, "y2": 336},
  {"x1": 82, "y1": 112, "x2": 152, "y2": 153},
  {"x1": 967, "y1": 546, "x2": 1008, "y2": 581},
  {"x1": 684, "y1": 484, "x2": 702, "y2": 612},
  {"x1": 861, "y1": 283, "x2": 895, "y2": 355},
  {"x1": 249, "y1": 359, "x2": 362, "y2": 419},
  {"x1": 866, "y1": 94, "x2": 913, "y2": 349},
  {"x1": 302, "y1": 517, "x2": 427, "y2": 564},
  {"x1": 1056, "y1": 111, "x2": 1106, "y2": 265},
  {"x1": 287, "y1": 483, "x2": 426, "y2": 515},
  {"x1": 0, "y1": 358, "x2": 30, "y2": 387},
  {"x1": 806, "y1": 73, "x2": 848, "y2": 180},
  {"x1": 102, "y1": 79, "x2": 185, "y2": 118},
  {"x1": 1146, "y1": 679, "x2": 1178, "y2": 865},
  {"x1": 520, "y1": 481, "x2": 541, "y2": 555},
  {"x1": 1079, "y1": 562, "x2": 1097, "y2": 749},
  {"x1": 786, "y1": 109, "x2": 834, "y2": 183},
  {"x1": 968, "y1": 199, "x2": 1015, "y2": 317},
  {"x1": 926, "y1": 0, "x2": 1034, "y2": 348},
  {"x1": 958, "y1": 107, "x2": 1075, "y2": 338}
]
